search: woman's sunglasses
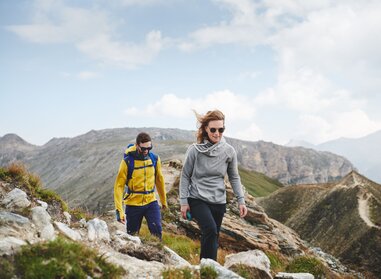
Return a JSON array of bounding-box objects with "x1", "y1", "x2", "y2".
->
[
  {"x1": 209, "y1": 127, "x2": 225, "y2": 133},
  {"x1": 139, "y1": 146, "x2": 152, "y2": 152}
]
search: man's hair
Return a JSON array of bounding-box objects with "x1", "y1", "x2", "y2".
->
[{"x1": 136, "y1": 132, "x2": 152, "y2": 144}]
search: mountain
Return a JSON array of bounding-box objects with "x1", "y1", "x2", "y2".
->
[
  {"x1": 256, "y1": 171, "x2": 381, "y2": 277},
  {"x1": 287, "y1": 130, "x2": 381, "y2": 184},
  {"x1": 0, "y1": 128, "x2": 353, "y2": 213}
]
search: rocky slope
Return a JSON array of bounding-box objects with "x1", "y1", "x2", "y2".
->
[
  {"x1": 0, "y1": 128, "x2": 354, "y2": 213},
  {"x1": 0, "y1": 162, "x2": 357, "y2": 278},
  {"x1": 257, "y1": 171, "x2": 381, "y2": 278}
]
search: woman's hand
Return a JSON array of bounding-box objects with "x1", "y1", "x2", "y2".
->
[
  {"x1": 239, "y1": 204, "x2": 248, "y2": 218},
  {"x1": 180, "y1": 204, "x2": 190, "y2": 219}
]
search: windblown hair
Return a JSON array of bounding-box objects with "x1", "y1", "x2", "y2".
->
[
  {"x1": 194, "y1": 110, "x2": 225, "y2": 143},
  {"x1": 136, "y1": 132, "x2": 152, "y2": 144}
]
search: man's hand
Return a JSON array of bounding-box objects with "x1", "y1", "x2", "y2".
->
[
  {"x1": 162, "y1": 204, "x2": 168, "y2": 210},
  {"x1": 180, "y1": 204, "x2": 190, "y2": 219},
  {"x1": 239, "y1": 204, "x2": 248, "y2": 218},
  {"x1": 116, "y1": 210, "x2": 126, "y2": 224}
]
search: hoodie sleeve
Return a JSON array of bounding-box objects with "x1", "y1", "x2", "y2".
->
[
  {"x1": 155, "y1": 156, "x2": 167, "y2": 207},
  {"x1": 227, "y1": 147, "x2": 245, "y2": 205},
  {"x1": 179, "y1": 145, "x2": 196, "y2": 205},
  {"x1": 114, "y1": 160, "x2": 127, "y2": 219}
]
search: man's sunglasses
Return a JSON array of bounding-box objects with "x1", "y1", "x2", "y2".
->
[
  {"x1": 209, "y1": 127, "x2": 225, "y2": 133},
  {"x1": 139, "y1": 146, "x2": 152, "y2": 152}
]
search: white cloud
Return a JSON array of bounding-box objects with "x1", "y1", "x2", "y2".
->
[
  {"x1": 6, "y1": 1, "x2": 166, "y2": 68},
  {"x1": 124, "y1": 91, "x2": 258, "y2": 140},
  {"x1": 299, "y1": 110, "x2": 381, "y2": 143},
  {"x1": 125, "y1": 91, "x2": 255, "y2": 120},
  {"x1": 235, "y1": 122, "x2": 263, "y2": 142}
]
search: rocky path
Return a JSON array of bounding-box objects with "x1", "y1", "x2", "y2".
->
[{"x1": 358, "y1": 192, "x2": 380, "y2": 229}]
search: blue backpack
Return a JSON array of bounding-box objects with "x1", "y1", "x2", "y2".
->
[{"x1": 123, "y1": 144, "x2": 158, "y2": 195}]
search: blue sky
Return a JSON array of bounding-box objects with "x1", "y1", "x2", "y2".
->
[{"x1": 1, "y1": 0, "x2": 381, "y2": 146}]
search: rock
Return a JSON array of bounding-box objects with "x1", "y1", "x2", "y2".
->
[
  {"x1": 63, "y1": 211, "x2": 71, "y2": 225},
  {"x1": 200, "y1": 258, "x2": 243, "y2": 279},
  {"x1": 164, "y1": 246, "x2": 191, "y2": 267},
  {"x1": 54, "y1": 221, "x2": 81, "y2": 241},
  {"x1": 224, "y1": 250, "x2": 272, "y2": 279},
  {"x1": 114, "y1": 230, "x2": 141, "y2": 245},
  {"x1": 0, "y1": 211, "x2": 30, "y2": 226},
  {"x1": 1, "y1": 188, "x2": 30, "y2": 209},
  {"x1": 31, "y1": 206, "x2": 55, "y2": 240},
  {"x1": 0, "y1": 236, "x2": 27, "y2": 255},
  {"x1": 36, "y1": 199, "x2": 48, "y2": 209},
  {"x1": 79, "y1": 218, "x2": 87, "y2": 227},
  {"x1": 275, "y1": 272, "x2": 314, "y2": 279},
  {"x1": 87, "y1": 218, "x2": 110, "y2": 242}
]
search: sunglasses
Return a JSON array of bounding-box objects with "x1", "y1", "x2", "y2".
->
[
  {"x1": 209, "y1": 127, "x2": 225, "y2": 133},
  {"x1": 139, "y1": 146, "x2": 152, "y2": 152}
]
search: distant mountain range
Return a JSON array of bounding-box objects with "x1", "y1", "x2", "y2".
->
[
  {"x1": 0, "y1": 128, "x2": 353, "y2": 212},
  {"x1": 286, "y1": 130, "x2": 381, "y2": 183},
  {"x1": 256, "y1": 171, "x2": 381, "y2": 277}
]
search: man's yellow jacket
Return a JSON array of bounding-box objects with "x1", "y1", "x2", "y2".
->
[{"x1": 114, "y1": 144, "x2": 167, "y2": 220}]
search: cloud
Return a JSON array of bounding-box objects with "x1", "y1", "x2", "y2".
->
[
  {"x1": 124, "y1": 91, "x2": 260, "y2": 140},
  {"x1": 6, "y1": 1, "x2": 166, "y2": 68},
  {"x1": 299, "y1": 109, "x2": 381, "y2": 143},
  {"x1": 125, "y1": 91, "x2": 255, "y2": 120}
]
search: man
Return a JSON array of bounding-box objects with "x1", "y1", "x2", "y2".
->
[{"x1": 114, "y1": 132, "x2": 167, "y2": 239}]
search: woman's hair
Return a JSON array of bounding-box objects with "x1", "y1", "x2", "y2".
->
[{"x1": 194, "y1": 109, "x2": 225, "y2": 143}]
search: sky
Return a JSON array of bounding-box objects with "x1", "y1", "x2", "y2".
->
[{"x1": 1, "y1": 0, "x2": 381, "y2": 146}]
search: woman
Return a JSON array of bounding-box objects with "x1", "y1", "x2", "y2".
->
[{"x1": 179, "y1": 109, "x2": 248, "y2": 261}]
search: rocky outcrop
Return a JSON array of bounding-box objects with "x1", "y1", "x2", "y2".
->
[{"x1": 0, "y1": 128, "x2": 354, "y2": 213}]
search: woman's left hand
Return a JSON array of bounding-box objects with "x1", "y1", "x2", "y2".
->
[{"x1": 239, "y1": 204, "x2": 248, "y2": 218}]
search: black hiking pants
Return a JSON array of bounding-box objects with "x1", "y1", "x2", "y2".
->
[{"x1": 188, "y1": 198, "x2": 226, "y2": 261}]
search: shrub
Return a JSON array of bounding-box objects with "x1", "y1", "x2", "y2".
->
[{"x1": 266, "y1": 251, "x2": 286, "y2": 273}]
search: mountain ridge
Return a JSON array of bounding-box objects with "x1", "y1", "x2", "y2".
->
[{"x1": 0, "y1": 127, "x2": 354, "y2": 213}]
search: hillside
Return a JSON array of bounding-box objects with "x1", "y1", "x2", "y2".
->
[
  {"x1": 0, "y1": 163, "x2": 359, "y2": 278},
  {"x1": 0, "y1": 128, "x2": 353, "y2": 213},
  {"x1": 257, "y1": 171, "x2": 381, "y2": 278}
]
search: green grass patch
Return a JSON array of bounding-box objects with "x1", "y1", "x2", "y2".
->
[
  {"x1": 266, "y1": 251, "x2": 287, "y2": 273},
  {"x1": 7, "y1": 237, "x2": 124, "y2": 279},
  {"x1": 162, "y1": 267, "x2": 198, "y2": 279},
  {"x1": 239, "y1": 167, "x2": 283, "y2": 197},
  {"x1": 286, "y1": 256, "x2": 326, "y2": 278},
  {"x1": 200, "y1": 265, "x2": 218, "y2": 279}
]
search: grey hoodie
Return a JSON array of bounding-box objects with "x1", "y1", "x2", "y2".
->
[{"x1": 179, "y1": 137, "x2": 245, "y2": 205}]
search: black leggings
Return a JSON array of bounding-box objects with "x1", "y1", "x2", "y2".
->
[{"x1": 188, "y1": 198, "x2": 226, "y2": 260}]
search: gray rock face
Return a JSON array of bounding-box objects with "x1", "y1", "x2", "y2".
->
[
  {"x1": 224, "y1": 250, "x2": 272, "y2": 279},
  {"x1": 31, "y1": 206, "x2": 55, "y2": 240},
  {"x1": 54, "y1": 221, "x2": 82, "y2": 241},
  {"x1": 200, "y1": 258, "x2": 243, "y2": 279},
  {"x1": 87, "y1": 218, "x2": 110, "y2": 242},
  {"x1": 1, "y1": 188, "x2": 31, "y2": 209},
  {"x1": 275, "y1": 272, "x2": 314, "y2": 279}
]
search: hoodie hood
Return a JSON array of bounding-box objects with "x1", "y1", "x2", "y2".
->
[{"x1": 193, "y1": 137, "x2": 226, "y2": 157}]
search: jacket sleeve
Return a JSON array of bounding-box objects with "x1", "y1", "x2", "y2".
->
[
  {"x1": 114, "y1": 160, "x2": 127, "y2": 219},
  {"x1": 227, "y1": 148, "x2": 246, "y2": 205},
  {"x1": 155, "y1": 157, "x2": 167, "y2": 207},
  {"x1": 179, "y1": 145, "x2": 196, "y2": 206}
]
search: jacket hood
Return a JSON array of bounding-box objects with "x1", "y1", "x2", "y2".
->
[{"x1": 193, "y1": 137, "x2": 226, "y2": 157}]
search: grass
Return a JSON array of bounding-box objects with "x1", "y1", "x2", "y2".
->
[
  {"x1": 162, "y1": 267, "x2": 198, "y2": 279},
  {"x1": 139, "y1": 222, "x2": 200, "y2": 264},
  {"x1": 238, "y1": 167, "x2": 283, "y2": 197},
  {"x1": 266, "y1": 251, "x2": 287, "y2": 274},
  {"x1": 286, "y1": 256, "x2": 326, "y2": 279},
  {"x1": 1, "y1": 163, "x2": 69, "y2": 212},
  {"x1": 1, "y1": 237, "x2": 124, "y2": 279}
]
